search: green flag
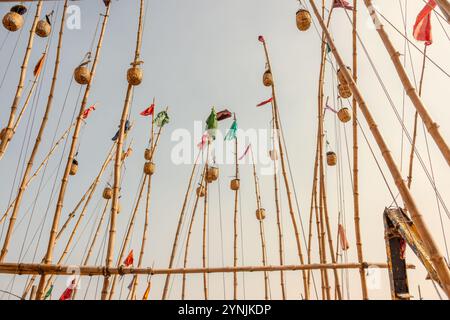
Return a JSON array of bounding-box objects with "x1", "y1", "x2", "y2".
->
[
  {"x1": 326, "y1": 43, "x2": 331, "y2": 53},
  {"x1": 44, "y1": 284, "x2": 54, "y2": 300},
  {"x1": 205, "y1": 107, "x2": 218, "y2": 140},
  {"x1": 153, "y1": 111, "x2": 170, "y2": 127},
  {"x1": 224, "y1": 120, "x2": 237, "y2": 141}
]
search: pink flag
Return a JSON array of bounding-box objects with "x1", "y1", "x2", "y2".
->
[
  {"x1": 82, "y1": 104, "x2": 96, "y2": 119},
  {"x1": 413, "y1": 0, "x2": 436, "y2": 46},
  {"x1": 59, "y1": 279, "x2": 76, "y2": 301},
  {"x1": 238, "y1": 144, "x2": 251, "y2": 160},
  {"x1": 256, "y1": 97, "x2": 273, "y2": 107},
  {"x1": 333, "y1": 0, "x2": 353, "y2": 10},
  {"x1": 197, "y1": 132, "x2": 208, "y2": 150},
  {"x1": 258, "y1": 35, "x2": 265, "y2": 43},
  {"x1": 324, "y1": 103, "x2": 338, "y2": 114}
]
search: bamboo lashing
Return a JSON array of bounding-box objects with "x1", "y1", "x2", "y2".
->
[
  {"x1": 352, "y1": 0, "x2": 369, "y2": 300},
  {"x1": 308, "y1": 0, "x2": 450, "y2": 298},
  {"x1": 101, "y1": 0, "x2": 146, "y2": 300},
  {"x1": 362, "y1": 0, "x2": 450, "y2": 166},
  {"x1": 0, "y1": 0, "x2": 43, "y2": 159},
  {"x1": 0, "y1": 0, "x2": 70, "y2": 263}
]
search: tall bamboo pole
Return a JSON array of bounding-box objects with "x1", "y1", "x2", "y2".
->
[
  {"x1": 101, "y1": 0, "x2": 145, "y2": 300},
  {"x1": 309, "y1": 0, "x2": 450, "y2": 298},
  {"x1": 0, "y1": 0, "x2": 43, "y2": 159},
  {"x1": 0, "y1": 122, "x2": 75, "y2": 226},
  {"x1": 232, "y1": 114, "x2": 239, "y2": 300},
  {"x1": 352, "y1": 0, "x2": 369, "y2": 300},
  {"x1": 202, "y1": 142, "x2": 210, "y2": 300},
  {"x1": 35, "y1": 4, "x2": 112, "y2": 299},
  {"x1": 181, "y1": 165, "x2": 207, "y2": 299},
  {"x1": 161, "y1": 151, "x2": 201, "y2": 299},
  {"x1": 362, "y1": 0, "x2": 450, "y2": 165},
  {"x1": 261, "y1": 38, "x2": 309, "y2": 300},
  {"x1": 407, "y1": 46, "x2": 428, "y2": 189},
  {"x1": 0, "y1": 0, "x2": 69, "y2": 262},
  {"x1": 107, "y1": 174, "x2": 148, "y2": 300}
]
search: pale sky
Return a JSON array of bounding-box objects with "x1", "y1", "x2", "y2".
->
[{"x1": 0, "y1": 0, "x2": 449, "y2": 300}]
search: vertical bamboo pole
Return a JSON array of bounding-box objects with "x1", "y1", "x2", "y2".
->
[
  {"x1": 101, "y1": 0, "x2": 145, "y2": 300},
  {"x1": 202, "y1": 142, "x2": 210, "y2": 300},
  {"x1": 0, "y1": 0, "x2": 43, "y2": 159},
  {"x1": 0, "y1": 0, "x2": 69, "y2": 263},
  {"x1": 232, "y1": 114, "x2": 239, "y2": 300},
  {"x1": 35, "y1": 3, "x2": 112, "y2": 300},
  {"x1": 309, "y1": 0, "x2": 450, "y2": 298},
  {"x1": 181, "y1": 165, "x2": 207, "y2": 299},
  {"x1": 0, "y1": 122, "x2": 75, "y2": 226},
  {"x1": 351, "y1": 0, "x2": 369, "y2": 300},
  {"x1": 161, "y1": 151, "x2": 201, "y2": 299},
  {"x1": 362, "y1": 0, "x2": 450, "y2": 165},
  {"x1": 262, "y1": 39, "x2": 309, "y2": 300}
]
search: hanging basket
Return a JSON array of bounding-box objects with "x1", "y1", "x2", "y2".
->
[
  {"x1": 206, "y1": 167, "x2": 219, "y2": 183},
  {"x1": 144, "y1": 148, "x2": 152, "y2": 161},
  {"x1": 103, "y1": 187, "x2": 113, "y2": 200},
  {"x1": 326, "y1": 151, "x2": 337, "y2": 167},
  {"x1": 337, "y1": 107, "x2": 351, "y2": 123},
  {"x1": 35, "y1": 20, "x2": 51, "y2": 38},
  {"x1": 337, "y1": 66, "x2": 351, "y2": 84},
  {"x1": 296, "y1": 9, "x2": 311, "y2": 31},
  {"x1": 230, "y1": 179, "x2": 240, "y2": 191},
  {"x1": 338, "y1": 83, "x2": 352, "y2": 99},
  {"x1": 2, "y1": 12, "x2": 24, "y2": 32},
  {"x1": 256, "y1": 208, "x2": 266, "y2": 221},
  {"x1": 263, "y1": 70, "x2": 273, "y2": 87},
  {"x1": 196, "y1": 186, "x2": 206, "y2": 197},
  {"x1": 69, "y1": 159, "x2": 79, "y2": 176},
  {"x1": 143, "y1": 161, "x2": 155, "y2": 175},
  {"x1": 127, "y1": 67, "x2": 143, "y2": 86},
  {"x1": 74, "y1": 65, "x2": 91, "y2": 85}
]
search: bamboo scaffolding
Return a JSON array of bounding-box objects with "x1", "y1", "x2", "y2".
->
[
  {"x1": 250, "y1": 149, "x2": 269, "y2": 300},
  {"x1": 0, "y1": 0, "x2": 43, "y2": 159},
  {"x1": 352, "y1": 0, "x2": 369, "y2": 300},
  {"x1": 362, "y1": 0, "x2": 450, "y2": 165},
  {"x1": 0, "y1": 262, "x2": 414, "y2": 277},
  {"x1": 309, "y1": 0, "x2": 450, "y2": 298},
  {"x1": 161, "y1": 151, "x2": 201, "y2": 299},
  {"x1": 101, "y1": 0, "x2": 145, "y2": 300},
  {"x1": 181, "y1": 165, "x2": 207, "y2": 299},
  {"x1": 232, "y1": 114, "x2": 239, "y2": 300},
  {"x1": 0, "y1": 122, "x2": 75, "y2": 226},
  {"x1": 107, "y1": 174, "x2": 148, "y2": 300},
  {"x1": 262, "y1": 39, "x2": 309, "y2": 300},
  {"x1": 35, "y1": 3, "x2": 112, "y2": 300},
  {"x1": 0, "y1": 0, "x2": 69, "y2": 263}
]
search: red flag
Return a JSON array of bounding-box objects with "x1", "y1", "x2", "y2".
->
[
  {"x1": 33, "y1": 53, "x2": 46, "y2": 77},
  {"x1": 238, "y1": 144, "x2": 251, "y2": 161},
  {"x1": 333, "y1": 0, "x2": 353, "y2": 10},
  {"x1": 59, "y1": 279, "x2": 76, "y2": 301},
  {"x1": 140, "y1": 104, "x2": 155, "y2": 117},
  {"x1": 258, "y1": 35, "x2": 265, "y2": 43},
  {"x1": 197, "y1": 132, "x2": 208, "y2": 150},
  {"x1": 413, "y1": 0, "x2": 436, "y2": 46},
  {"x1": 123, "y1": 250, "x2": 134, "y2": 267},
  {"x1": 82, "y1": 104, "x2": 96, "y2": 119},
  {"x1": 256, "y1": 97, "x2": 273, "y2": 107},
  {"x1": 338, "y1": 224, "x2": 350, "y2": 251},
  {"x1": 216, "y1": 109, "x2": 232, "y2": 121}
]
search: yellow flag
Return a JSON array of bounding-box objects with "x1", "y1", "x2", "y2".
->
[{"x1": 142, "y1": 282, "x2": 151, "y2": 300}]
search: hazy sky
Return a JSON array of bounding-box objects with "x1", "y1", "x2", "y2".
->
[{"x1": 0, "y1": 0, "x2": 449, "y2": 300}]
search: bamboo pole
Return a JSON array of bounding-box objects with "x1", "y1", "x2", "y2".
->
[
  {"x1": 352, "y1": 0, "x2": 369, "y2": 300},
  {"x1": 0, "y1": 262, "x2": 413, "y2": 277},
  {"x1": 309, "y1": 0, "x2": 450, "y2": 298},
  {"x1": 0, "y1": 0, "x2": 69, "y2": 262},
  {"x1": 362, "y1": 0, "x2": 450, "y2": 165},
  {"x1": 250, "y1": 149, "x2": 269, "y2": 300},
  {"x1": 161, "y1": 151, "x2": 201, "y2": 299},
  {"x1": 202, "y1": 142, "x2": 210, "y2": 300},
  {"x1": 0, "y1": 122, "x2": 75, "y2": 226},
  {"x1": 232, "y1": 114, "x2": 239, "y2": 300},
  {"x1": 407, "y1": 45, "x2": 428, "y2": 189},
  {"x1": 107, "y1": 174, "x2": 148, "y2": 300},
  {"x1": 35, "y1": 3, "x2": 112, "y2": 300},
  {"x1": 101, "y1": 0, "x2": 145, "y2": 300},
  {"x1": 0, "y1": 0, "x2": 43, "y2": 159},
  {"x1": 435, "y1": 0, "x2": 450, "y2": 23},
  {"x1": 181, "y1": 165, "x2": 207, "y2": 299},
  {"x1": 262, "y1": 39, "x2": 309, "y2": 300}
]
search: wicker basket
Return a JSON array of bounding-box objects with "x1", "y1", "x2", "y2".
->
[
  {"x1": 263, "y1": 70, "x2": 273, "y2": 87},
  {"x1": 256, "y1": 208, "x2": 266, "y2": 221},
  {"x1": 2, "y1": 12, "x2": 24, "y2": 32},
  {"x1": 230, "y1": 179, "x2": 240, "y2": 191},
  {"x1": 337, "y1": 107, "x2": 351, "y2": 123},
  {"x1": 127, "y1": 67, "x2": 143, "y2": 86},
  {"x1": 103, "y1": 187, "x2": 113, "y2": 200},
  {"x1": 35, "y1": 20, "x2": 51, "y2": 38},
  {"x1": 144, "y1": 162, "x2": 155, "y2": 175},
  {"x1": 296, "y1": 9, "x2": 312, "y2": 31},
  {"x1": 74, "y1": 66, "x2": 91, "y2": 85},
  {"x1": 338, "y1": 83, "x2": 352, "y2": 99},
  {"x1": 326, "y1": 152, "x2": 337, "y2": 167}
]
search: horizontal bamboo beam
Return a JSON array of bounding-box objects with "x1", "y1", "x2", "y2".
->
[{"x1": 0, "y1": 262, "x2": 414, "y2": 277}]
